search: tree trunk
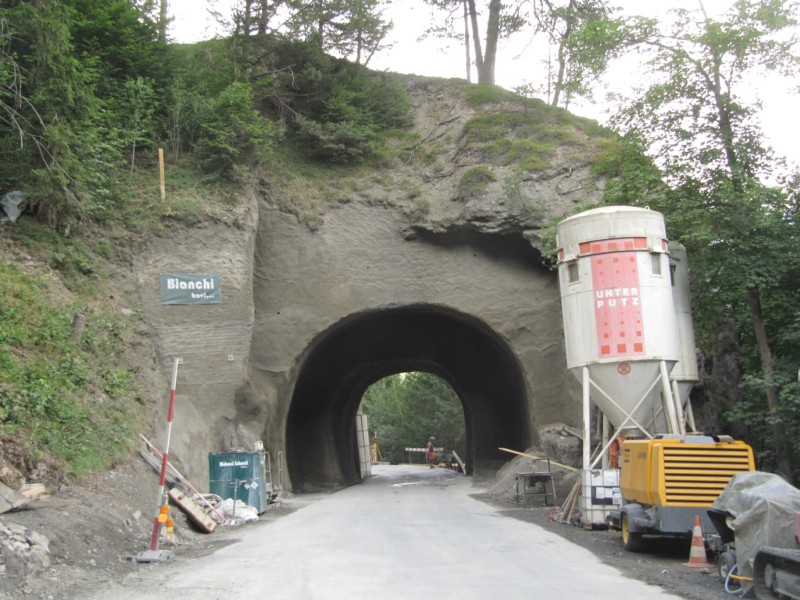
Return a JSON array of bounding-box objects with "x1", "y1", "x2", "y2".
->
[
  {"x1": 159, "y1": 0, "x2": 168, "y2": 43},
  {"x1": 257, "y1": 0, "x2": 270, "y2": 37},
  {"x1": 479, "y1": 0, "x2": 502, "y2": 84},
  {"x1": 244, "y1": 0, "x2": 252, "y2": 36},
  {"x1": 747, "y1": 286, "x2": 794, "y2": 483},
  {"x1": 463, "y1": 0, "x2": 471, "y2": 82},
  {"x1": 466, "y1": 0, "x2": 483, "y2": 79},
  {"x1": 551, "y1": 0, "x2": 576, "y2": 107}
]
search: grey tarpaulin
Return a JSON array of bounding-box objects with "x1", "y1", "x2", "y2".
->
[
  {"x1": 0, "y1": 191, "x2": 36, "y2": 223},
  {"x1": 710, "y1": 471, "x2": 800, "y2": 592}
]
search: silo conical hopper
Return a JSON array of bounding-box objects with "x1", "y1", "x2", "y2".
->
[{"x1": 556, "y1": 206, "x2": 681, "y2": 442}]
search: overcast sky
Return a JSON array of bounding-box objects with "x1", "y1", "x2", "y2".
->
[{"x1": 168, "y1": 0, "x2": 798, "y2": 165}]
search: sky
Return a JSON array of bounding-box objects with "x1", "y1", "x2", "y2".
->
[{"x1": 168, "y1": 0, "x2": 799, "y2": 165}]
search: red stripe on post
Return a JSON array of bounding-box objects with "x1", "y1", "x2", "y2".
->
[
  {"x1": 160, "y1": 454, "x2": 169, "y2": 486},
  {"x1": 167, "y1": 390, "x2": 176, "y2": 422}
]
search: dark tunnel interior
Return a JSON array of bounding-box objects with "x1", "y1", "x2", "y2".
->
[{"x1": 286, "y1": 305, "x2": 531, "y2": 491}]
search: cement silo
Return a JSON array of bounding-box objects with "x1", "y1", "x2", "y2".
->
[{"x1": 556, "y1": 206, "x2": 683, "y2": 524}]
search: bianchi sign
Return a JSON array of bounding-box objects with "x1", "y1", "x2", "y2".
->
[{"x1": 160, "y1": 273, "x2": 221, "y2": 305}]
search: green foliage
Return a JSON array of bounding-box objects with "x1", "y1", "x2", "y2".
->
[
  {"x1": 531, "y1": 0, "x2": 640, "y2": 107},
  {"x1": 456, "y1": 166, "x2": 495, "y2": 201},
  {"x1": 406, "y1": 197, "x2": 430, "y2": 221},
  {"x1": 65, "y1": 0, "x2": 165, "y2": 94},
  {"x1": 275, "y1": 42, "x2": 413, "y2": 163},
  {"x1": 296, "y1": 115, "x2": 378, "y2": 163},
  {"x1": 592, "y1": 134, "x2": 668, "y2": 206},
  {"x1": 285, "y1": 0, "x2": 394, "y2": 65},
  {"x1": 0, "y1": 262, "x2": 142, "y2": 476},
  {"x1": 6, "y1": 220, "x2": 104, "y2": 293},
  {"x1": 462, "y1": 105, "x2": 604, "y2": 172},
  {"x1": 114, "y1": 77, "x2": 159, "y2": 167},
  {"x1": 361, "y1": 372, "x2": 466, "y2": 464},
  {"x1": 195, "y1": 82, "x2": 276, "y2": 177},
  {"x1": 463, "y1": 84, "x2": 518, "y2": 106},
  {"x1": 0, "y1": 0, "x2": 169, "y2": 227},
  {"x1": 609, "y1": 0, "x2": 800, "y2": 481}
]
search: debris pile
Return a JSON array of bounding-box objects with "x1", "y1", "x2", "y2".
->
[
  {"x1": 487, "y1": 447, "x2": 544, "y2": 504},
  {"x1": 0, "y1": 521, "x2": 50, "y2": 578}
]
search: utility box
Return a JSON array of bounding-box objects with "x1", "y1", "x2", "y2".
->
[{"x1": 208, "y1": 451, "x2": 269, "y2": 514}]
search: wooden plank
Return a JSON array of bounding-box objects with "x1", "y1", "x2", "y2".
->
[
  {"x1": 451, "y1": 450, "x2": 467, "y2": 475},
  {"x1": 168, "y1": 488, "x2": 217, "y2": 534},
  {"x1": 498, "y1": 447, "x2": 577, "y2": 472}
]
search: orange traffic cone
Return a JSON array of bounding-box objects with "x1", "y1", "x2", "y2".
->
[{"x1": 684, "y1": 514, "x2": 711, "y2": 568}]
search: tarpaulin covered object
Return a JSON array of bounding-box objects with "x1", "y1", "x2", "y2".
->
[
  {"x1": 709, "y1": 471, "x2": 800, "y2": 592},
  {"x1": 0, "y1": 191, "x2": 36, "y2": 224}
]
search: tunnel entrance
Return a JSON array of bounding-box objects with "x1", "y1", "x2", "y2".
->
[{"x1": 286, "y1": 305, "x2": 530, "y2": 491}]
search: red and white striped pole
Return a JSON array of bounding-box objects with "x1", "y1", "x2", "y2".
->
[{"x1": 148, "y1": 357, "x2": 181, "y2": 552}]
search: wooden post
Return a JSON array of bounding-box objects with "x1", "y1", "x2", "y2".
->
[
  {"x1": 71, "y1": 313, "x2": 85, "y2": 342},
  {"x1": 158, "y1": 148, "x2": 166, "y2": 200}
]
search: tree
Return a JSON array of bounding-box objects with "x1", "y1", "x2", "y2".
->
[
  {"x1": 65, "y1": 0, "x2": 165, "y2": 95},
  {"x1": 194, "y1": 81, "x2": 276, "y2": 178},
  {"x1": 0, "y1": 0, "x2": 97, "y2": 223},
  {"x1": 529, "y1": 0, "x2": 632, "y2": 108},
  {"x1": 286, "y1": 0, "x2": 393, "y2": 64},
  {"x1": 229, "y1": 0, "x2": 286, "y2": 38},
  {"x1": 610, "y1": 0, "x2": 800, "y2": 482},
  {"x1": 116, "y1": 77, "x2": 158, "y2": 174},
  {"x1": 421, "y1": 0, "x2": 526, "y2": 84},
  {"x1": 159, "y1": 0, "x2": 169, "y2": 42}
]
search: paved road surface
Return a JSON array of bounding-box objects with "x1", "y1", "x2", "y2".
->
[{"x1": 90, "y1": 465, "x2": 685, "y2": 600}]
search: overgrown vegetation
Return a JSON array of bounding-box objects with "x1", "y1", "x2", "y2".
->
[
  {"x1": 361, "y1": 372, "x2": 466, "y2": 464},
  {"x1": 0, "y1": 261, "x2": 144, "y2": 478},
  {"x1": 456, "y1": 166, "x2": 496, "y2": 201},
  {"x1": 0, "y1": 1, "x2": 413, "y2": 231},
  {"x1": 461, "y1": 99, "x2": 613, "y2": 172}
]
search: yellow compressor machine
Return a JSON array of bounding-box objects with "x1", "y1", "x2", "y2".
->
[{"x1": 610, "y1": 435, "x2": 755, "y2": 551}]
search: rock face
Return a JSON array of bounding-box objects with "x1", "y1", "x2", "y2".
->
[{"x1": 133, "y1": 77, "x2": 609, "y2": 491}]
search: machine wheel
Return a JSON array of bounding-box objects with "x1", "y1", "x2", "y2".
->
[
  {"x1": 718, "y1": 551, "x2": 739, "y2": 588},
  {"x1": 621, "y1": 512, "x2": 645, "y2": 553}
]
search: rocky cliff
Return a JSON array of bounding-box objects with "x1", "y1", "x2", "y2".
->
[{"x1": 132, "y1": 76, "x2": 612, "y2": 490}]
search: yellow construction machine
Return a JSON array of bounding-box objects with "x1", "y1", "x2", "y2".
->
[{"x1": 609, "y1": 434, "x2": 755, "y2": 551}]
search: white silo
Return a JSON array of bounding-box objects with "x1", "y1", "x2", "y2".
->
[{"x1": 556, "y1": 206, "x2": 683, "y2": 524}]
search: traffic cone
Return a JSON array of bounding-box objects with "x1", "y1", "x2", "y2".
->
[{"x1": 684, "y1": 514, "x2": 711, "y2": 568}]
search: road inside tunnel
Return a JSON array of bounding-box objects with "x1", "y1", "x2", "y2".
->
[{"x1": 286, "y1": 305, "x2": 531, "y2": 491}]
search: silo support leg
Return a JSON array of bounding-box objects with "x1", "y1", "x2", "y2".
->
[{"x1": 659, "y1": 361, "x2": 680, "y2": 434}]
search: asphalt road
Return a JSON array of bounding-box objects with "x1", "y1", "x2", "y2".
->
[{"x1": 90, "y1": 464, "x2": 687, "y2": 600}]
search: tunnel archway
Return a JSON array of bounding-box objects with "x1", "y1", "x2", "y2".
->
[{"x1": 286, "y1": 305, "x2": 531, "y2": 491}]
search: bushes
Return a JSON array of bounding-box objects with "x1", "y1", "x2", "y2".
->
[
  {"x1": 195, "y1": 82, "x2": 277, "y2": 177},
  {"x1": 0, "y1": 262, "x2": 142, "y2": 476},
  {"x1": 456, "y1": 166, "x2": 496, "y2": 201},
  {"x1": 267, "y1": 39, "x2": 413, "y2": 162}
]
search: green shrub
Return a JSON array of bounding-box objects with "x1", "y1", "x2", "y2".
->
[
  {"x1": 296, "y1": 117, "x2": 379, "y2": 163},
  {"x1": 407, "y1": 197, "x2": 430, "y2": 220},
  {"x1": 264, "y1": 40, "x2": 412, "y2": 163},
  {"x1": 464, "y1": 84, "x2": 518, "y2": 106},
  {"x1": 0, "y1": 262, "x2": 142, "y2": 476},
  {"x1": 195, "y1": 82, "x2": 276, "y2": 177},
  {"x1": 456, "y1": 166, "x2": 496, "y2": 201}
]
